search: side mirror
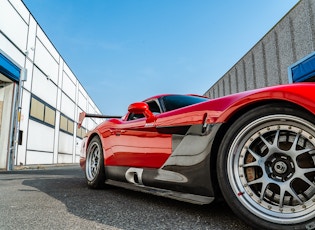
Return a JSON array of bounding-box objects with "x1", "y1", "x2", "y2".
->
[
  {"x1": 128, "y1": 102, "x2": 156, "y2": 122},
  {"x1": 128, "y1": 102, "x2": 148, "y2": 114}
]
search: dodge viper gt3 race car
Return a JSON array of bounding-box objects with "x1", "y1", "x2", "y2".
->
[{"x1": 79, "y1": 83, "x2": 315, "y2": 230}]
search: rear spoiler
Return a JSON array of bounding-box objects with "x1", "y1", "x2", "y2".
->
[{"x1": 78, "y1": 112, "x2": 121, "y2": 128}]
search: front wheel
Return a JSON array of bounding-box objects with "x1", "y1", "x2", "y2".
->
[
  {"x1": 217, "y1": 104, "x2": 315, "y2": 230},
  {"x1": 85, "y1": 136, "x2": 106, "y2": 189}
]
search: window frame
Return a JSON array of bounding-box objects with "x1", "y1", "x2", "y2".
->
[
  {"x1": 59, "y1": 113, "x2": 75, "y2": 135},
  {"x1": 29, "y1": 95, "x2": 56, "y2": 128},
  {"x1": 76, "y1": 125, "x2": 88, "y2": 139}
]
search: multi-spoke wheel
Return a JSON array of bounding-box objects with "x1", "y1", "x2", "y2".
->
[
  {"x1": 85, "y1": 136, "x2": 106, "y2": 189},
  {"x1": 217, "y1": 104, "x2": 315, "y2": 230}
]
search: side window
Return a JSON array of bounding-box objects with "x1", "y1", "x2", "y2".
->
[
  {"x1": 127, "y1": 113, "x2": 145, "y2": 121},
  {"x1": 147, "y1": 101, "x2": 161, "y2": 114}
]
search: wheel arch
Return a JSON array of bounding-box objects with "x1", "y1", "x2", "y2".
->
[
  {"x1": 209, "y1": 98, "x2": 315, "y2": 198},
  {"x1": 86, "y1": 132, "x2": 102, "y2": 148},
  {"x1": 85, "y1": 132, "x2": 104, "y2": 159}
]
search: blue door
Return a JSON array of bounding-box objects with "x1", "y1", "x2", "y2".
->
[{"x1": 288, "y1": 52, "x2": 315, "y2": 83}]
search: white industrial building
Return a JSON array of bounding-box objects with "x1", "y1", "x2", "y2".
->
[{"x1": 0, "y1": 0, "x2": 102, "y2": 170}]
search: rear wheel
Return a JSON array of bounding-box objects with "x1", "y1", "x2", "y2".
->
[
  {"x1": 217, "y1": 104, "x2": 315, "y2": 230},
  {"x1": 85, "y1": 136, "x2": 105, "y2": 189}
]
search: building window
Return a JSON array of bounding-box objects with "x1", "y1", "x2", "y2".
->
[
  {"x1": 77, "y1": 126, "x2": 87, "y2": 139},
  {"x1": 30, "y1": 97, "x2": 44, "y2": 121},
  {"x1": 44, "y1": 106, "x2": 55, "y2": 126},
  {"x1": 60, "y1": 115, "x2": 68, "y2": 131},
  {"x1": 60, "y1": 114, "x2": 74, "y2": 135},
  {"x1": 30, "y1": 96, "x2": 56, "y2": 127}
]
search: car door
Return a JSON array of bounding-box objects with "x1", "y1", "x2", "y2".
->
[{"x1": 107, "y1": 100, "x2": 172, "y2": 168}]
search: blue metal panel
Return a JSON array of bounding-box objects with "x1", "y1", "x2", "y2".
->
[
  {"x1": 288, "y1": 51, "x2": 315, "y2": 83},
  {"x1": 0, "y1": 53, "x2": 20, "y2": 82}
]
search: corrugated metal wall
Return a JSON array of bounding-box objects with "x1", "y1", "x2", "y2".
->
[{"x1": 204, "y1": 0, "x2": 315, "y2": 98}]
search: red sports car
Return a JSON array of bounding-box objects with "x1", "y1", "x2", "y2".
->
[{"x1": 79, "y1": 83, "x2": 315, "y2": 230}]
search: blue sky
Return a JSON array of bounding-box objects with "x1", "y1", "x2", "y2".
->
[{"x1": 23, "y1": 0, "x2": 299, "y2": 115}]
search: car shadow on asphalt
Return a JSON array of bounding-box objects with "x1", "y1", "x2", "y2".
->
[{"x1": 20, "y1": 166, "x2": 252, "y2": 230}]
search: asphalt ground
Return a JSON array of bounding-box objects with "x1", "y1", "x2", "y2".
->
[{"x1": 0, "y1": 165, "x2": 253, "y2": 230}]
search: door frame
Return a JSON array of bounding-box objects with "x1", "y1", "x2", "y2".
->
[{"x1": 0, "y1": 51, "x2": 23, "y2": 170}]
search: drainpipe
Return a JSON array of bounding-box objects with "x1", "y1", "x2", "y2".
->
[{"x1": 7, "y1": 68, "x2": 27, "y2": 170}]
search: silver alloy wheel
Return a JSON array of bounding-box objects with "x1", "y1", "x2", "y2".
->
[
  {"x1": 227, "y1": 114, "x2": 315, "y2": 224},
  {"x1": 86, "y1": 141, "x2": 101, "y2": 182}
]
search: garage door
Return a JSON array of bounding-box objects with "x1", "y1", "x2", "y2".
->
[{"x1": 288, "y1": 51, "x2": 315, "y2": 83}]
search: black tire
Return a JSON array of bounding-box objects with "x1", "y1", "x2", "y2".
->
[
  {"x1": 85, "y1": 136, "x2": 106, "y2": 189},
  {"x1": 217, "y1": 103, "x2": 315, "y2": 230}
]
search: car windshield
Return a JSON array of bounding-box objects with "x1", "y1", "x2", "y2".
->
[{"x1": 162, "y1": 95, "x2": 209, "y2": 112}]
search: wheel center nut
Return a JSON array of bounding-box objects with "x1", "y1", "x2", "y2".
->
[{"x1": 274, "y1": 161, "x2": 287, "y2": 174}]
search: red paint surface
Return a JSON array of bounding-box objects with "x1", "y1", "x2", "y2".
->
[{"x1": 81, "y1": 83, "x2": 315, "y2": 170}]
